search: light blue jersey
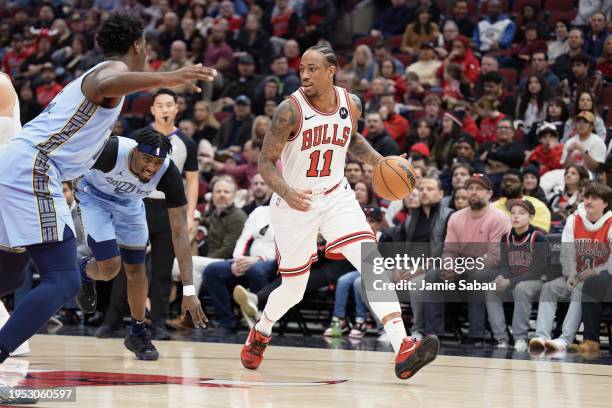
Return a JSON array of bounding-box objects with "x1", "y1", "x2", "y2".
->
[
  {"x1": 0, "y1": 61, "x2": 125, "y2": 247},
  {"x1": 78, "y1": 137, "x2": 170, "y2": 207},
  {"x1": 12, "y1": 62, "x2": 124, "y2": 181},
  {"x1": 75, "y1": 136, "x2": 171, "y2": 254}
]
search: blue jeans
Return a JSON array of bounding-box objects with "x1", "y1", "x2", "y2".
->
[
  {"x1": 204, "y1": 260, "x2": 277, "y2": 329},
  {"x1": 332, "y1": 271, "x2": 367, "y2": 320}
]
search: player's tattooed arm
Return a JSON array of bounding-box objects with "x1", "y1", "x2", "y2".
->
[
  {"x1": 348, "y1": 132, "x2": 384, "y2": 166},
  {"x1": 258, "y1": 98, "x2": 296, "y2": 200},
  {"x1": 347, "y1": 93, "x2": 383, "y2": 167}
]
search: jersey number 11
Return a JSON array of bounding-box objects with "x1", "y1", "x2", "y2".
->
[{"x1": 306, "y1": 150, "x2": 333, "y2": 177}]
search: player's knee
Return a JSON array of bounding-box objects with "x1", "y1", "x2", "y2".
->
[
  {"x1": 97, "y1": 257, "x2": 121, "y2": 281},
  {"x1": 280, "y1": 276, "x2": 308, "y2": 306},
  {"x1": 124, "y1": 263, "x2": 145, "y2": 279}
]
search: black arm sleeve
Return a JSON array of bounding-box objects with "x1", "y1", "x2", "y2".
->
[
  {"x1": 487, "y1": 143, "x2": 526, "y2": 168},
  {"x1": 176, "y1": 131, "x2": 198, "y2": 172},
  {"x1": 92, "y1": 136, "x2": 119, "y2": 172},
  {"x1": 157, "y1": 161, "x2": 188, "y2": 208}
]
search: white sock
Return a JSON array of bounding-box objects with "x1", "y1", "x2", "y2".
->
[
  {"x1": 255, "y1": 311, "x2": 275, "y2": 336},
  {"x1": 0, "y1": 301, "x2": 9, "y2": 326},
  {"x1": 384, "y1": 317, "x2": 408, "y2": 354},
  {"x1": 254, "y1": 272, "x2": 310, "y2": 336}
]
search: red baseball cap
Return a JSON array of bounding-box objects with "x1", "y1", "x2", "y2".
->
[{"x1": 410, "y1": 142, "x2": 430, "y2": 158}]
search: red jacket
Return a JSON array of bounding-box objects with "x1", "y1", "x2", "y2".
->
[
  {"x1": 527, "y1": 144, "x2": 564, "y2": 175},
  {"x1": 437, "y1": 49, "x2": 481, "y2": 83},
  {"x1": 384, "y1": 113, "x2": 410, "y2": 149},
  {"x1": 478, "y1": 113, "x2": 507, "y2": 145},
  {"x1": 362, "y1": 112, "x2": 410, "y2": 149},
  {"x1": 35, "y1": 82, "x2": 63, "y2": 108}
]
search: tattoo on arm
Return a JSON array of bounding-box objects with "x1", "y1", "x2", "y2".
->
[
  {"x1": 258, "y1": 98, "x2": 297, "y2": 198},
  {"x1": 348, "y1": 132, "x2": 384, "y2": 167}
]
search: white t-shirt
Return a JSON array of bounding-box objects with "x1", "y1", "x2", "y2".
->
[{"x1": 561, "y1": 133, "x2": 607, "y2": 166}]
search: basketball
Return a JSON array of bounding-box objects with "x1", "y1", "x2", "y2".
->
[{"x1": 372, "y1": 156, "x2": 417, "y2": 201}]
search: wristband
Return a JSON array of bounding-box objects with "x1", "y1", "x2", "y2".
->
[{"x1": 183, "y1": 285, "x2": 196, "y2": 297}]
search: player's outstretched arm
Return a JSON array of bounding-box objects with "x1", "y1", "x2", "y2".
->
[
  {"x1": 85, "y1": 62, "x2": 217, "y2": 101},
  {"x1": 259, "y1": 98, "x2": 311, "y2": 211},
  {"x1": 347, "y1": 93, "x2": 383, "y2": 167},
  {"x1": 0, "y1": 74, "x2": 16, "y2": 117},
  {"x1": 168, "y1": 205, "x2": 208, "y2": 328}
]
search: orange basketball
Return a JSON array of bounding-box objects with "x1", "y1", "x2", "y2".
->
[{"x1": 372, "y1": 156, "x2": 417, "y2": 201}]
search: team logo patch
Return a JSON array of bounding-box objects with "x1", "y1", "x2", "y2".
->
[{"x1": 339, "y1": 107, "x2": 348, "y2": 119}]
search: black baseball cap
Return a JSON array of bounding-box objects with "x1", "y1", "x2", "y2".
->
[
  {"x1": 507, "y1": 199, "x2": 536, "y2": 215},
  {"x1": 465, "y1": 173, "x2": 493, "y2": 190}
]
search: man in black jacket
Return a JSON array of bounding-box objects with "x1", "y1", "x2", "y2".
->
[
  {"x1": 221, "y1": 54, "x2": 261, "y2": 100},
  {"x1": 364, "y1": 112, "x2": 400, "y2": 157},
  {"x1": 380, "y1": 177, "x2": 453, "y2": 338},
  {"x1": 213, "y1": 95, "x2": 254, "y2": 149}
]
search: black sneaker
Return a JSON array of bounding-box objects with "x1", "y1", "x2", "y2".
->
[
  {"x1": 124, "y1": 330, "x2": 159, "y2": 361},
  {"x1": 75, "y1": 257, "x2": 96, "y2": 313},
  {"x1": 152, "y1": 322, "x2": 171, "y2": 341},
  {"x1": 0, "y1": 384, "x2": 38, "y2": 404}
]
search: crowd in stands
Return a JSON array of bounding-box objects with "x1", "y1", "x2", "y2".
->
[{"x1": 1, "y1": 0, "x2": 612, "y2": 353}]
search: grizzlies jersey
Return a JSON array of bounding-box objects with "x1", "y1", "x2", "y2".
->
[
  {"x1": 11, "y1": 61, "x2": 124, "y2": 180},
  {"x1": 78, "y1": 136, "x2": 170, "y2": 206},
  {"x1": 281, "y1": 86, "x2": 353, "y2": 190},
  {"x1": 0, "y1": 72, "x2": 21, "y2": 149}
]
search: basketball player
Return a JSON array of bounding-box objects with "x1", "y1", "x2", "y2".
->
[
  {"x1": 0, "y1": 68, "x2": 30, "y2": 358},
  {"x1": 241, "y1": 45, "x2": 439, "y2": 380},
  {"x1": 75, "y1": 129, "x2": 207, "y2": 360},
  {"x1": 0, "y1": 13, "x2": 216, "y2": 367}
]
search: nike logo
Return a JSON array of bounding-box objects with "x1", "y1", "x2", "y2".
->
[
  {"x1": 401, "y1": 343, "x2": 416, "y2": 354},
  {"x1": 245, "y1": 334, "x2": 252, "y2": 346},
  {"x1": 305, "y1": 115, "x2": 316, "y2": 120}
]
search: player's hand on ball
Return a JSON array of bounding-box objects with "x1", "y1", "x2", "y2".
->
[
  {"x1": 182, "y1": 296, "x2": 208, "y2": 328},
  {"x1": 164, "y1": 64, "x2": 217, "y2": 92},
  {"x1": 284, "y1": 189, "x2": 312, "y2": 211}
]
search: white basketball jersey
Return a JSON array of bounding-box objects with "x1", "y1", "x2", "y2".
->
[
  {"x1": 282, "y1": 86, "x2": 353, "y2": 190},
  {"x1": 0, "y1": 72, "x2": 21, "y2": 149}
]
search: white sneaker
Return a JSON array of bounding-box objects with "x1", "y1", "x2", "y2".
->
[
  {"x1": 0, "y1": 301, "x2": 30, "y2": 356},
  {"x1": 496, "y1": 339, "x2": 510, "y2": 349},
  {"x1": 410, "y1": 331, "x2": 423, "y2": 341},
  {"x1": 514, "y1": 339, "x2": 528, "y2": 352},
  {"x1": 545, "y1": 338, "x2": 567, "y2": 352},
  {"x1": 10, "y1": 341, "x2": 30, "y2": 357},
  {"x1": 233, "y1": 285, "x2": 259, "y2": 329}
]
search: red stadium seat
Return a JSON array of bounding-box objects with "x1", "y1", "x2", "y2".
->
[
  {"x1": 129, "y1": 94, "x2": 153, "y2": 117},
  {"x1": 542, "y1": 0, "x2": 575, "y2": 12},
  {"x1": 546, "y1": 11, "x2": 578, "y2": 28},
  {"x1": 511, "y1": 0, "x2": 541, "y2": 13},
  {"x1": 388, "y1": 35, "x2": 404, "y2": 51},
  {"x1": 499, "y1": 68, "x2": 518, "y2": 88},
  {"x1": 355, "y1": 36, "x2": 379, "y2": 49},
  {"x1": 394, "y1": 53, "x2": 412, "y2": 68},
  {"x1": 598, "y1": 87, "x2": 612, "y2": 126}
]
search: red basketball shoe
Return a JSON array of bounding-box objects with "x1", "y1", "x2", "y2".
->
[
  {"x1": 395, "y1": 335, "x2": 439, "y2": 379},
  {"x1": 240, "y1": 326, "x2": 271, "y2": 370}
]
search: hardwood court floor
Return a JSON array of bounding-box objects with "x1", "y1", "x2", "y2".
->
[{"x1": 2, "y1": 334, "x2": 612, "y2": 408}]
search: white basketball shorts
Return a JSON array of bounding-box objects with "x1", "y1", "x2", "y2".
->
[{"x1": 270, "y1": 177, "x2": 376, "y2": 277}]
